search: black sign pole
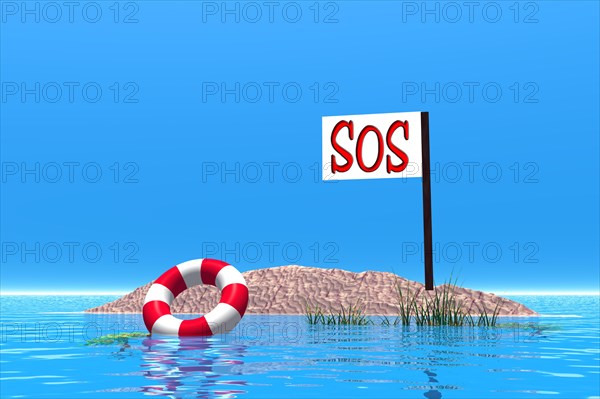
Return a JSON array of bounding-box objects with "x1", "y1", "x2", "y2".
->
[{"x1": 420, "y1": 112, "x2": 434, "y2": 290}]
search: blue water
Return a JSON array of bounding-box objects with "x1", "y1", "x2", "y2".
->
[{"x1": 0, "y1": 296, "x2": 598, "y2": 398}]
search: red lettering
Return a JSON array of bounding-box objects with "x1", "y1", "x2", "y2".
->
[
  {"x1": 356, "y1": 125, "x2": 384, "y2": 173},
  {"x1": 331, "y1": 120, "x2": 354, "y2": 173},
  {"x1": 386, "y1": 120, "x2": 409, "y2": 173}
]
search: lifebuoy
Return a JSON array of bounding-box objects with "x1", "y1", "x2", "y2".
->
[{"x1": 143, "y1": 258, "x2": 248, "y2": 336}]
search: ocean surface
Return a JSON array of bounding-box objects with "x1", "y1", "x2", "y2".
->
[{"x1": 0, "y1": 295, "x2": 598, "y2": 399}]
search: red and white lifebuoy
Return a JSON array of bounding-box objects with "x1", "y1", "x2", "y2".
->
[{"x1": 142, "y1": 258, "x2": 248, "y2": 336}]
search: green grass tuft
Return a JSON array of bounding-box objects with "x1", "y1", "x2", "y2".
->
[
  {"x1": 305, "y1": 301, "x2": 372, "y2": 326},
  {"x1": 380, "y1": 315, "x2": 401, "y2": 326},
  {"x1": 397, "y1": 275, "x2": 503, "y2": 327},
  {"x1": 305, "y1": 274, "x2": 505, "y2": 328}
]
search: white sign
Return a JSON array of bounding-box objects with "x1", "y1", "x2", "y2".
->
[{"x1": 322, "y1": 112, "x2": 425, "y2": 181}]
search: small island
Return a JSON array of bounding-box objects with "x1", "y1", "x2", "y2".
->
[{"x1": 86, "y1": 266, "x2": 536, "y2": 318}]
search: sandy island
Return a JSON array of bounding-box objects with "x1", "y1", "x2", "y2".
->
[{"x1": 85, "y1": 266, "x2": 537, "y2": 316}]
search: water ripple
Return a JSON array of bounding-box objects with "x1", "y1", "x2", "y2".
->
[{"x1": 0, "y1": 295, "x2": 599, "y2": 398}]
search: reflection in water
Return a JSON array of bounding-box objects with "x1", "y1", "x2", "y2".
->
[
  {"x1": 423, "y1": 368, "x2": 442, "y2": 399},
  {"x1": 140, "y1": 337, "x2": 248, "y2": 398},
  {"x1": 418, "y1": 325, "x2": 513, "y2": 398}
]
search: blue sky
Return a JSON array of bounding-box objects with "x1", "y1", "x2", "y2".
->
[{"x1": 1, "y1": 2, "x2": 598, "y2": 294}]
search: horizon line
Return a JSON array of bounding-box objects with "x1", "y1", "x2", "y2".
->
[
  {"x1": 1, "y1": 290, "x2": 598, "y2": 296},
  {"x1": 1, "y1": 291, "x2": 129, "y2": 296},
  {"x1": 493, "y1": 291, "x2": 599, "y2": 296}
]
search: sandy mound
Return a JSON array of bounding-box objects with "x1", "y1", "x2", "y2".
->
[{"x1": 85, "y1": 266, "x2": 536, "y2": 316}]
